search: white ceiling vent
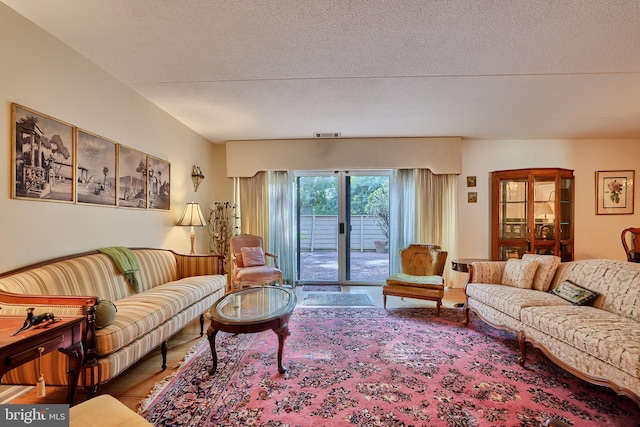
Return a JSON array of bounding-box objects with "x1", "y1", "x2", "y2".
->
[{"x1": 314, "y1": 132, "x2": 342, "y2": 138}]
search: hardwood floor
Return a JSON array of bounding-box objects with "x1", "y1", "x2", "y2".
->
[{"x1": 9, "y1": 286, "x2": 466, "y2": 411}]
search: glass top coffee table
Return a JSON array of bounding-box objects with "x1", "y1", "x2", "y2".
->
[{"x1": 207, "y1": 286, "x2": 297, "y2": 375}]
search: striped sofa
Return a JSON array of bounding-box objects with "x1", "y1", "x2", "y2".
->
[
  {"x1": 463, "y1": 257, "x2": 640, "y2": 406},
  {"x1": 0, "y1": 248, "x2": 226, "y2": 396}
]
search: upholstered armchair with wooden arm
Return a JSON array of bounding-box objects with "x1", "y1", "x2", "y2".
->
[
  {"x1": 229, "y1": 234, "x2": 283, "y2": 290},
  {"x1": 383, "y1": 244, "x2": 448, "y2": 315},
  {"x1": 621, "y1": 227, "x2": 640, "y2": 262}
]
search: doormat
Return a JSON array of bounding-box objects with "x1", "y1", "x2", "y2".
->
[
  {"x1": 302, "y1": 293, "x2": 375, "y2": 306},
  {"x1": 302, "y1": 285, "x2": 342, "y2": 292}
]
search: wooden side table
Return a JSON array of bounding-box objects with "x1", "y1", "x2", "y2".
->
[
  {"x1": 451, "y1": 258, "x2": 489, "y2": 273},
  {"x1": 0, "y1": 315, "x2": 84, "y2": 405}
]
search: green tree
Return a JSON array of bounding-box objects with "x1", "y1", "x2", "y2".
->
[
  {"x1": 297, "y1": 175, "x2": 389, "y2": 224},
  {"x1": 349, "y1": 176, "x2": 388, "y2": 215},
  {"x1": 298, "y1": 176, "x2": 338, "y2": 215},
  {"x1": 364, "y1": 181, "x2": 389, "y2": 240}
]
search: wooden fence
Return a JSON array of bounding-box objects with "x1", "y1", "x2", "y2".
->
[{"x1": 299, "y1": 215, "x2": 386, "y2": 251}]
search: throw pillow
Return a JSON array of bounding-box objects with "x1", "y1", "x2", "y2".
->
[
  {"x1": 240, "y1": 246, "x2": 266, "y2": 267},
  {"x1": 552, "y1": 280, "x2": 600, "y2": 306},
  {"x1": 501, "y1": 258, "x2": 539, "y2": 289},
  {"x1": 94, "y1": 300, "x2": 117, "y2": 329},
  {"x1": 522, "y1": 254, "x2": 561, "y2": 291}
]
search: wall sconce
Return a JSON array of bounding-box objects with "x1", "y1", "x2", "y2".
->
[
  {"x1": 177, "y1": 202, "x2": 207, "y2": 254},
  {"x1": 191, "y1": 165, "x2": 205, "y2": 192}
]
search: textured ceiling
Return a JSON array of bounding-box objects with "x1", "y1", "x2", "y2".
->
[{"x1": 3, "y1": 0, "x2": 640, "y2": 142}]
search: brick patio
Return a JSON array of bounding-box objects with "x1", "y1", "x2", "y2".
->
[{"x1": 298, "y1": 251, "x2": 389, "y2": 283}]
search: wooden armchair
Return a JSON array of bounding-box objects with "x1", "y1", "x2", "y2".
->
[
  {"x1": 383, "y1": 244, "x2": 448, "y2": 315},
  {"x1": 229, "y1": 234, "x2": 283, "y2": 289},
  {"x1": 621, "y1": 228, "x2": 640, "y2": 262}
]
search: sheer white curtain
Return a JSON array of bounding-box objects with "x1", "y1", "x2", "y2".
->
[
  {"x1": 268, "y1": 171, "x2": 295, "y2": 286},
  {"x1": 414, "y1": 168, "x2": 459, "y2": 286},
  {"x1": 389, "y1": 169, "x2": 415, "y2": 274},
  {"x1": 234, "y1": 171, "x2": 294, "y2": 286}
]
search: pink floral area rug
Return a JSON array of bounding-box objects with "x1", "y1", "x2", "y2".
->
[{"x1": 139, "y1": 308, "x2": 640, "y2": 426}]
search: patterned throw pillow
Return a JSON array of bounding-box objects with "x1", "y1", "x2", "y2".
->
[
  {"x1": 522, "y1": 254, "x2": 561, "y2": 291},
  {"x1": 240, "y1": 247, "x2": 266, "y2": 267},
  {"x1": 552, "y1": 280, "x2": 600, "y2": 306},
  {"x1": 500, "y1": 259, "x2": 539, "y2": 289}
]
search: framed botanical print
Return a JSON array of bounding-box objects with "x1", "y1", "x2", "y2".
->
[
  {"x1": 76, "y1": 129, "x2": 117, "y2": 206},
  {"x1": 147, "y1": 155, "x2": 170, "y2": 210},
  {"x1": 596, "y1": 170, "x2": 635, "y2": 215},
  {"x1": 12, "y1": 103, "x2": 75, "y2": 203},
  {"x1": 117, "y1": 145, "x2": 147, "y2": 209}
]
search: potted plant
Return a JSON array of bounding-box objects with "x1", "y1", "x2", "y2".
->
[{"x1": 207, "y1": 202, "x2": 239, "y2": 271}]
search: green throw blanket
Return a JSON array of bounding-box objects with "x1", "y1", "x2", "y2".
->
[{"x1": 98, "y1": 246, "x2": 140, "y2": 293}]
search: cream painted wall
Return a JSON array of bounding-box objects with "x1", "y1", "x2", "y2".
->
[
  {"x1": 458, "y1": 139, "x2": 640, "y2": 264},
  {"x1": 212, "y1": 144, "x2": 234, "y2": 202},
  {"x1": 0, "y1": 5, "x2": 217, "y2": 271}
]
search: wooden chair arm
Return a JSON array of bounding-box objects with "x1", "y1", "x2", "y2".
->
[{"x1": 265, "y1": 252, "x2": 280, "y2": 269}]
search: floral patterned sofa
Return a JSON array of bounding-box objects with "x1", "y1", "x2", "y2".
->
[
  {"x1": 463, "y1": 255, "x2": 640, "y2": 405},
  {"x1": 0, "y1": 248, "x2": 226, "y2": 397}
]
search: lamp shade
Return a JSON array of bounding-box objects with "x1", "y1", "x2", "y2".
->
[
  {"x1": 534, "y1": 202, "x2": 554, "y2": 217},
  {"x1": 177, "y1": 202, "x2": 207, "y2": 227}
]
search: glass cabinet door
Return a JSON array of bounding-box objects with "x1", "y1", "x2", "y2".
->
[
  {"x1": 532, "y1": 176, "x2": 556, "y2": 255},
  {"x1": 558, "y1": 176, "x2": 574, "y2": 261},
  {"x1": 497, "y1": 178, "x2": 528, "y2": 259}
]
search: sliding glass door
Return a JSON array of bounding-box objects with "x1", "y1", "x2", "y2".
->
[
  {"x1": 295, "y1": 170, "x2": 390, "y2": 285},
  {"x1": 296, "y1": 173, "x2": 340, "y2": 282}
]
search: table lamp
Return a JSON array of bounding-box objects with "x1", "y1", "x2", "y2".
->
[{"x1": 177, "y1": 202, "x2": 207, "y2": 254}]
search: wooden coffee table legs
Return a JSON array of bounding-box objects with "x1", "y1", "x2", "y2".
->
[
  {"x1": 274, "y1": 323, "x2": 289, "y2": 374},
  {"x1": 207, "y1": 323, "x2": 290, "y2": 375},
  {"x1": 207, "y1": 328, "x2": 219, "y2": 375}
]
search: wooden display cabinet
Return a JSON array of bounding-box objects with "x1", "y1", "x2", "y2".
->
[{"x1": 491, "y1": 168, "x2": 574, "y2": 261}]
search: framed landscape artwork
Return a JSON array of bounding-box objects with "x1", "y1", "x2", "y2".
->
[
  {"x1": 76, "y1": 129, "x2": 117, "y2": 206},
  {"x1": 11, "y1": 103, "x2": 75, "y2": 203},
  {"x1": 118, "y1": 145, "x2": 148, "y2": 209},
  {"x1": 10, "y1": 103, "x2": 172, "y2": 212},
  {"x1": 596, "y1": 170, "x2": 635, "y2": 215},
  {"x1": 147, "y1": 155, "x2": 170, "y2": 210}
]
